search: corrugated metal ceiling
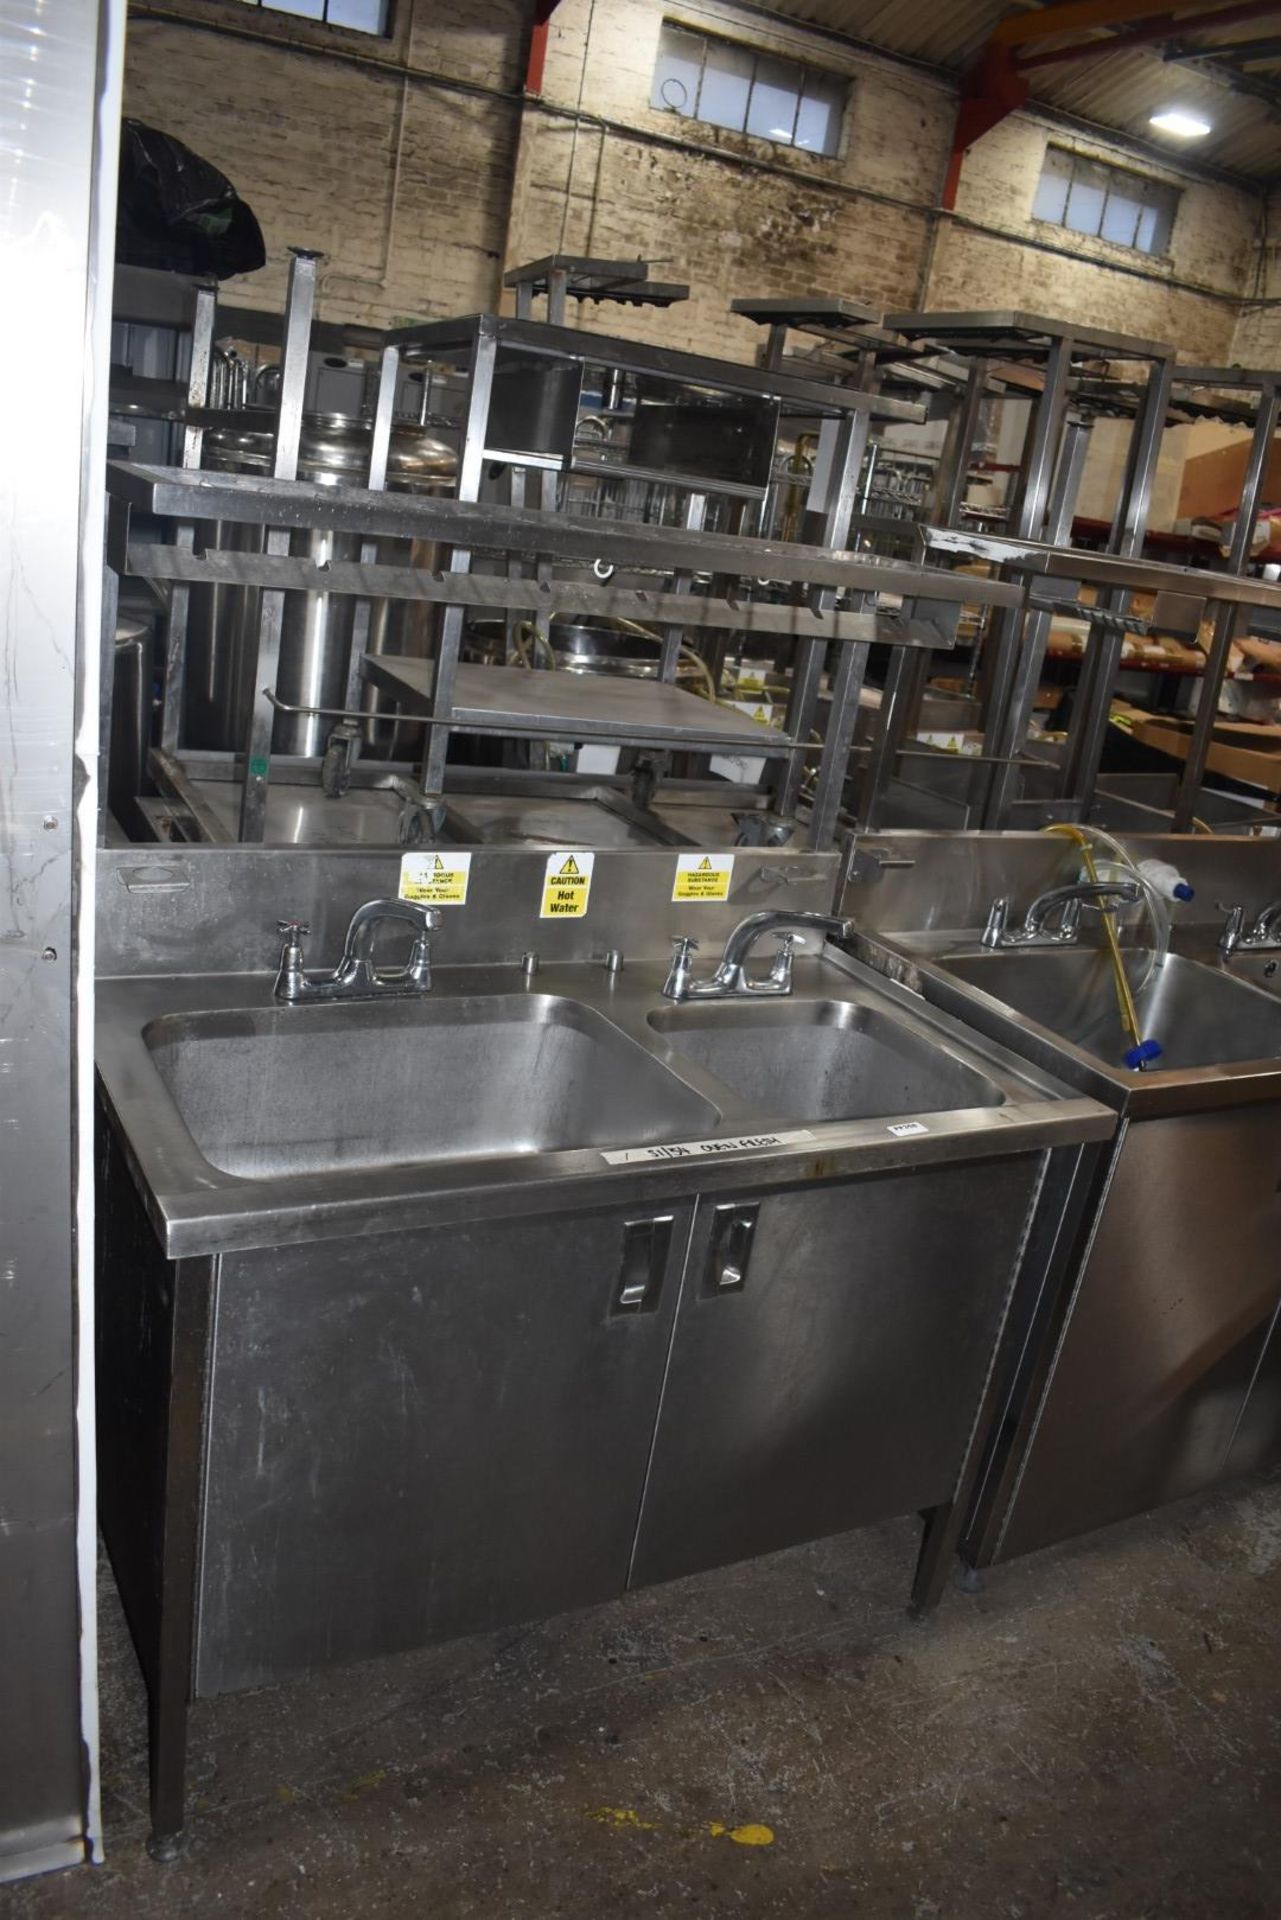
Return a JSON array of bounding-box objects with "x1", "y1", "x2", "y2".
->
[{"x1": 768, "y1": 0, "x2": 1281, "y2": 182}]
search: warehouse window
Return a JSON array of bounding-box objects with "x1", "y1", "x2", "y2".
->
[
  {"x1": 235, "y1": 0, "x2": 391, "y2": 34},
  {"x1": 1032, "y1": 146, "x2": 1178, "y2": 256},
  {"x1": 651, "y1": 21, "x2": 846, "y2": 157}
]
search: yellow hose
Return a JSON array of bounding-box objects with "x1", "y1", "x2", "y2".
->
[{"x1": 1041, "y1": 824, "x2": 1143, "y2": 1055}]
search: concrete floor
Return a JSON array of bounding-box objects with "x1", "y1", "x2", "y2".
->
[{"x1": 7, "y1": 1471, "x2": 1281, "y2": 1920}]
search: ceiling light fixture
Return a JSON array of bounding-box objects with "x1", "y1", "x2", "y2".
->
[{"x1": 1149, "y1": 108, "x2": 1212, "y2": 138}]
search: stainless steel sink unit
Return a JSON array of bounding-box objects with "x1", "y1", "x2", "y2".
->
[
  {"x1": 940, "y1": 947, "x2": 1281, "y2": 1074},
  {"x1": 95, "y1": 941, "x2": 1109, "y2": 1859},
  {"x1": 861, "y1": 903, "x2": 1281, "y2": 1581}
]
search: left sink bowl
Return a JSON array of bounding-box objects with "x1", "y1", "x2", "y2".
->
[{"x1": 145, "y1": 993, "x2": 721, "y2": 1177}]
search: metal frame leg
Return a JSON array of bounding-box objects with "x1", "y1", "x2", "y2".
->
[
  {"x1": 807, "y1": 640, "x2": 869, "y2": 848},
  {"x1": 772, "y1": 410, "x2": 870, "y2": 819},
  {"x1": 146, "y1": 1256, "x2": 216, "y2": 1862},
  {"x1": 1173, "y1": 382, "x2": 1281, "y2": 831},
  {"x1": 858, "y1": 644, "x2": 929, "y2": 829},
  {"x1": 982, "y1": 414, "x2": 1091, "y2": 826},
  {"x1": 419, "y1": 324, "x2": 499, "y2": 798},
  {"x1": 975, "y1": 338, "x2": 1073, "y2": 820},
  {"x1": 345, "y1": 344, "x2": 400, "y2": 749},
  {"x1": 1060, "y1": 355, "x2": 1176, "y2": 815},
  {"x1": 238, "y1": 249, "x2": 319, "y2": 841},
  {"x1": 158, "y1": 281, "x2": 217, "y2": 759},
  {"x1": 660, "y1": 493, "x2": 707, "y2": 682}
]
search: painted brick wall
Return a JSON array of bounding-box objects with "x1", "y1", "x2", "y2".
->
[
  {"x1": 123, "y1": 0, "x2": 1266, "y2": 366},
  {"x1": 123, "y1": 0, "x2": 526, "y2": 327}
]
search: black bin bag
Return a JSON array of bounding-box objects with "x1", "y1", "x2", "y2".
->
[{"x1": 117, "y1": 120, "x2": 267, "y2": 279}]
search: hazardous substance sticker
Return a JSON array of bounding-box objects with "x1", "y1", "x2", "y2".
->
[
  {"x1": 399, "y1": 851, "x2": 472, "y2": 906},
  {"x1": 672, "y1": 852, "x2": 734, "y2": 903}
]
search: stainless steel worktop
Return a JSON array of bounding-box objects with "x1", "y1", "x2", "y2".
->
[{"x1": 97, "y1": 948, "x2": 1111, "y2": 1259}]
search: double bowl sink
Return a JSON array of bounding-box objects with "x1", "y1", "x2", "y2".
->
[{"x1": 98, "y1": 949, "x2": 1109, "y2": 1257}]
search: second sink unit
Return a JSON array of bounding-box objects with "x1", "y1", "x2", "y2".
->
[{"x1": 860, "y1": 923, "x2": 1281, "y2": 1577}]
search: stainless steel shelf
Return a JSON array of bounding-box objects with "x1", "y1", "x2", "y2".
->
[
  {"x1": 364, "y1": 660, "x2": 796, "y2": 753},
  {"x1": 109, "y1": 463, "x2": 1021, "y2": 608},
  {"x1": 882, "y1": 309, "x2": 1174, "y2": 363},
  {"x1": 922, "y1": 525, "x2": 1281, "y2": 611},
  {"x1": 382, "y1": 312, "x2": 928, "y2": 424}
]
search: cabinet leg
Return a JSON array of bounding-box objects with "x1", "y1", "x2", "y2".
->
[
  {"x1": 907, "y1": 1502, "x2": 958, "y2": 1619},
  {"x1": 146, "y1": 1678, "x2": 190, "y2": 1862}
]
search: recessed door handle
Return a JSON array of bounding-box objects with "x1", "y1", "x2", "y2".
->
[
  {"x1": 614, "y1": 1215, "x2": 673, "y2": 1314},
  {"x1": 706, "y1": 1202, "x2": 759, "y2": 1293}
]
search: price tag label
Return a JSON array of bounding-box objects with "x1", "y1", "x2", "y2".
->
[
  {"x1": 399, "y1": 851, "x2": 472, "y2": 906},
  {"x1": 540, "y1": 849, "x2": 595, "y2": 919},
  {"x1": 672, "y1": 852, "x2": 734, "y2": 903}
]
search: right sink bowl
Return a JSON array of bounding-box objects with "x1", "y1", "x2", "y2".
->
[
  {"x1": 939, "y1": 946, "x2": 1281, "y2": 1073},
  {"x1": 649, "y1": 996, "x2": 1007, "y2": 1124}
]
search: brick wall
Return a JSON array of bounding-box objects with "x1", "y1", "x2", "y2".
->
[
  {"x1": 123, "y1": 0, "x2": 527, "y2": 327},
  {"x1": 123, "y1": 0, "x2": 1267, "y2": 365}
]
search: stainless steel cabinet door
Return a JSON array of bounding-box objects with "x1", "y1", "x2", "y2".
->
[
  {"x1": 195, "y1": 1203, "x2": 691, "y2": 1695},
  {"x1": 998, "y1": 1105, "x2": 1281, "y2": 1562},
  {"x1": 630, "y1": 1158, "x2": 1039, "y2": 1588}
]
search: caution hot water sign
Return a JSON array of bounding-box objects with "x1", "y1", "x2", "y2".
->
[
  {"x1": 540, "y1": 849, "x2": 595, "y2": 918},
  {"x1": 672, "y1": 852, "x2": 734, "y2": 902}
]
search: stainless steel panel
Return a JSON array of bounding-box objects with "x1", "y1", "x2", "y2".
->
[
  {"x1": 630, "y1": 1156, "x2": 1040, "y2": 1586},
  {"x1": 195, "y1": 1202, "x2": 694, "y2": 1693},
  {"x1": 0, "y1": 0, "x2": 119, "y2": 1877},
  {"x1": 1226, "y1": 1296, "x2": 1281, "y2": 1480},
  {"x1": 996, "y1": 1107, "x2": 1281, "y2": 1560},
  {"x1": 95, "y1": 845, "x2": 844, "y2": 976}
]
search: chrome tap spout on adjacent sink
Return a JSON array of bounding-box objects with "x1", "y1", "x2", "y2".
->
[
  {"x1": 1219, "y1": 899, "x2": 1281, "y2": 957},
  {"x1": 982, "y1": 880, "x2": 1142, "y2": 951},
  {"x1": 274, "y1": 898, "x2": 440, "y2": 1004},
  {"x1": 662, "y1": 910, "x2": 853, "y2": 1002}
]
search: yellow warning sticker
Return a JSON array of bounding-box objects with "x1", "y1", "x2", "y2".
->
[
  {"x1": 540, "y1": 849, "x2": 595, "y2": 919},
  {"x1": 398, "y1": 850, "x2": 472, "y2": 906},
  {"x1": 672, "y1": 852, "x2": 734, "y2": 903}
]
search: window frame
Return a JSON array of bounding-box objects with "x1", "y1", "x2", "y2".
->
[
  {"x1": 1032, "y1": 144, "x2": 1179, "y2": 259},
  {"x1": 650, "y1": 20, "x2": 847, "y2": 159},
  {"x1": 232, "y1": 0, "x2": 393, "y2": 39}
]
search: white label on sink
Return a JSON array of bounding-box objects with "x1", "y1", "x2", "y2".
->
[
  {"x1": 886, "y1": 1121, "x2": 928, "y2": 1137},
  {"x1": 602, "y1": 1128, "x2": 815, "y2": 1166},
  {"x1": 672, "y1": 852, "x2": 734, "y2": 903},
  {"x1": 540, "y1": 849, "x2": 595, "y2": 919},
  {"x1": 399, "y1": 850, "x2": 472, "y2": 907}
]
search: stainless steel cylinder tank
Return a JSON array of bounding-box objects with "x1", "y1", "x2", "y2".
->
[{"x1": 185, "y1": 414, "x2": 456, "y2": 757}]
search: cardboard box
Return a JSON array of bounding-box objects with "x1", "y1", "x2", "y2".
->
[
  {"x1": 1130, "y1": 714, "x2": 1281, "y2": 795},
  {"x1": 1178, "y1": 436, "x2": 1281, "y2": 521}
]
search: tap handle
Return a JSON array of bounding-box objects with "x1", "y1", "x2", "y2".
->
[
  {"x1": 982, "y1": 897, "x2": 1009, "y2": 948},
  {"x1": 277, "y1": 918, "x2": 310, "y2": 940},
  {"x1": 671, "y1": 934, "x2": 699, "y2": 956}
]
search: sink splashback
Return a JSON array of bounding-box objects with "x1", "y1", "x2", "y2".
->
[{"x1": 97, "y1": 845, "x2": 842, "y2": 978}]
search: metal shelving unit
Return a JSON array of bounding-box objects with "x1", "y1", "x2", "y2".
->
[{"x1": 107, "y1": 254, "x2": 1036, "y2": 854}]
